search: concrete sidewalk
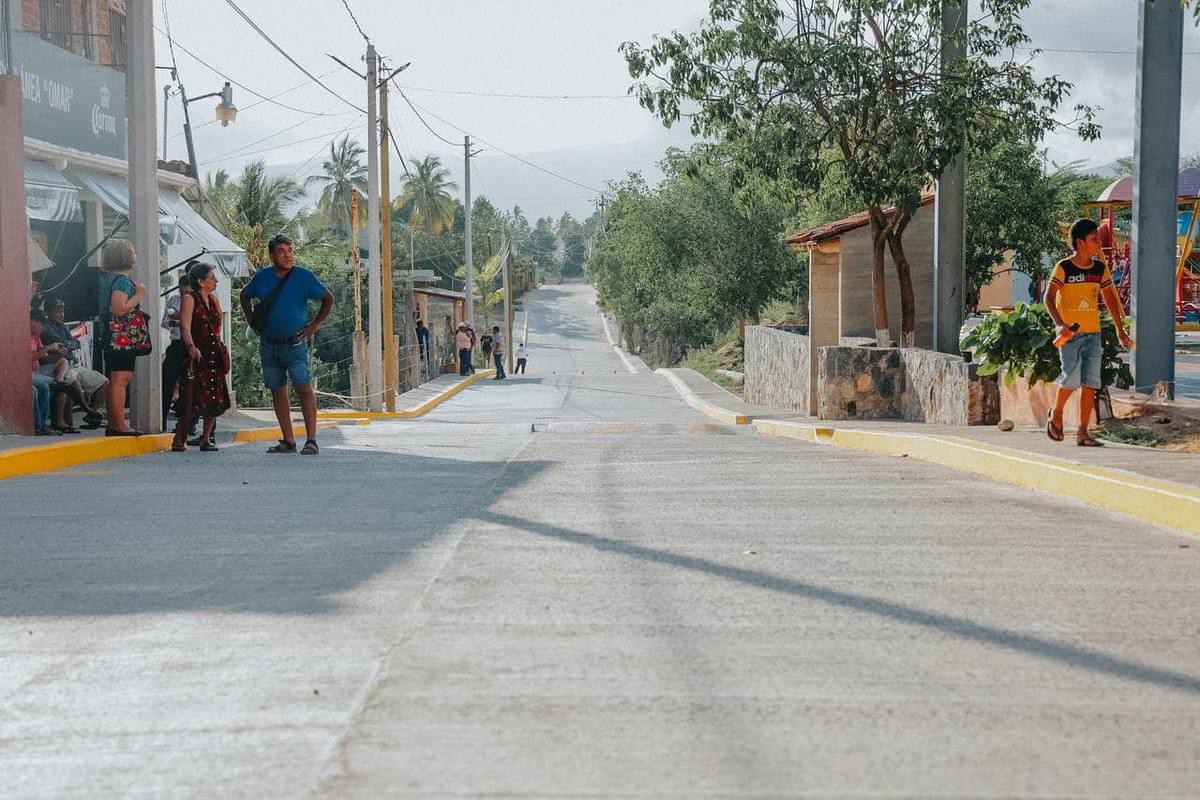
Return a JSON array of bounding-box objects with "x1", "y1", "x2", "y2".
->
[{"x1": 660, "y1": 368, "x2": 1200, "y2": 536}]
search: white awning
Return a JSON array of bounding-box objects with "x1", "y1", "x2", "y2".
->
[
  {"x1": 28, "y1": 225, "x2": 54, "y2": 274},
  {"x1": 158, "y1": 190, "x2": 251, "y2": 278},
  {"x1": 67, "y1": 167, "x2": 250, "y2": 278},
  {"x1": 25, "y1": 159, "x2": 82, "y2": 223}
]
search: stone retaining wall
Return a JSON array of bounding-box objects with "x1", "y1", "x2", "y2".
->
[
  {"x1": 817, "y1": 346, "x2": 997, "y2": 425},
  {"x1": 744, "y1": 326, "x2": 810, "y2": 412}
]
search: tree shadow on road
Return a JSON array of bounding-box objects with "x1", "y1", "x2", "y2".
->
[
  {"x1": 477, "y1": 510, "x2": 1200, "y2": 696},
  {"x1": 0, "y1": 429, "x2": 551, "y2": 618}
]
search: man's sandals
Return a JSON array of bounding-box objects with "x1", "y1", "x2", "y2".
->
[
  {"x1": 266, "y1": 439, "x2": 319, "y2": 455},
  {"x1": 1046, "y1": 410, "x2": 1064, "y2": 442}
]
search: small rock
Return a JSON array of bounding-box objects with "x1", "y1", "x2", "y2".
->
[
  {"x1": 744, "y1": 550, "x2": 758, "y2": 555},
  {"x1": 997, "y1": 419, "x2": 1015, "y2": 432},
  {"x1": 242, "y1": 481, "x2": 249, "y2": 485},
  {"x1": 1155, "y1": 416, "x2": 1172, "y2": 425},
  {"x1": 313, "y1": 689, "x2": 319, "y2": 695},
  {"x1": 1181, "y1": 544, "x2": 1191, "y2": 549}
]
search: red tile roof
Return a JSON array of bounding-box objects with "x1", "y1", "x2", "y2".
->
[{"x1": 786, "y1": 193, "x2": 936, "y2": 246}]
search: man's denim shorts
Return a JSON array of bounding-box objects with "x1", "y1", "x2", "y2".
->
[
  {"x1": 1058, "y1": 331, "x2": 1102, "y2": 390},
  {"x1": 261, "y1": 339, "x2": 312, "y2": 390}
]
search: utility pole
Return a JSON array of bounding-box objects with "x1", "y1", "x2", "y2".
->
[
  {"x1": 1131, "y1": 0, "x2": 1184, "y2": 399},
  {"x1": 502, "y1": 235, "x2": 513, "y2": 375},
  {"x1": 350, "y1": 189, "x2": 367, "y2": 409},
  {"x1": 463, "y1": 135, "x2": 475, "y2": 325},
  {"x1": 365, "y1": 43, "x2": 383, "y2": 411},
  {"x1": 933, "y1": 0, "x2": 967, "y2": 354},
  {"x1": 127, "y1": 0, "x2": 161, "y2": 432},
  {"x1": 162, "y1": 84, "x2": 171, "y2": 160},
  {"x1": 379, "y1": 62, "x2": 396, "y2": 410}
]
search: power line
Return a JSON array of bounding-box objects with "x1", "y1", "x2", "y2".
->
[
  {"x1": 401, "y1": 94, "x2": 605, "y2": 194},
  {"x1": 396, "y1": 84, "x2": 635, "y2": 101},
  {"x1": 161, "y1": 0, "x2": 180, "y2": 74},
  {"x1": 394, "y1": 84, "x2": 460, "y2": 148},
  {"x1": 222, "y1": 0, "x2": 366, "y2": 114},
  {"x1": 338, "y1": 0, "x2": 370, "y2": 43},
  {"x1": 173, "y1": 69, "x2": 349, "y2": 140},
  {"x1": 207, "y1": 125, "x2": 365, "y2": 165},
  {"x1": 160, "y1": 30, "x2": 352, "y2": 117},
  {"x1": 1015, "y1": 45, "x2": 1200, "y2": 56},
  {"x1": 205, "y1": 106, "x2": 358, "y2": 163}
]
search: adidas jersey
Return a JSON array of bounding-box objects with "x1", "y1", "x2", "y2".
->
[{"x1": 1049, "y1": 258, "x2": 1112, "y2": 334}]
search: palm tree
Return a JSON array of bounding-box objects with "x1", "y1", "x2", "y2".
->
[
  {"x1": 305, "y1": 135, "x2": 368, "y2": 235},
  {"x1": 233, "y1": 160, "x2": 304, "y2": 233},
  {"x1": 397, "y1": 155, "x2": 458, "y2": 235},
  {"x1": 455, "y1": 253, "x2": 504, "y2": 328},
  {"x1": 203, "y1": 168, "x2": 237, "y2": 228}
]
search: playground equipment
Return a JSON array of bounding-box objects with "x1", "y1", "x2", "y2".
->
[{"x1": 1083, "y1": 167, "x2": 1200, "y2": 330}]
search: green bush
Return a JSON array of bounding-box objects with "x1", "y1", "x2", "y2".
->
[{"x1": 961, "y1": 302, "x2": 1132, "y2": 389}]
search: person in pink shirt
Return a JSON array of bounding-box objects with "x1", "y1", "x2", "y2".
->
[{"x1": 456, "y1": 323, "x2": 473, "y2": 376}]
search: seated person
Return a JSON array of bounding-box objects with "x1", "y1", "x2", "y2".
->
[
  {"x1": 30, "y1": 315, "x2": 65, "y2": 435},
  {"x1": 39, "y1": 298, "x2": 106, "y2": 428},
  {"x1": 31, "y1": 312, "x2": 80, "y2": 434}
]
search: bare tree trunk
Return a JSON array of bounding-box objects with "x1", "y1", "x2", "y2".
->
[
  {"x1": 867, "y1": 207, "x2": 891, "y2": 346},
  {"x1": 886, "y1": 210, "x2": 917, "y2": 348}
]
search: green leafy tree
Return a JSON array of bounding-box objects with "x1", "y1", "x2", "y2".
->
[
  {"x1": 531, "y1": 217, "x2": 560, "y2": 280},
  {"x1": 623, "y1": 0, "x2": 1097, "y2": 346},
  {"x1": 397, "y1": 155, "x2": 458, "y2": 235},
  {"x1": 590, "y1": 150, "x2": 799, "y2": 365},
  {"x1": 305, "y1": 135, "x2": 368, "y2": 236}
]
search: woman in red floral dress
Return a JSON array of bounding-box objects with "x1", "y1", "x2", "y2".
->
[{"x1": 172, "y1": 262, "x2": 231, "y2": 452}]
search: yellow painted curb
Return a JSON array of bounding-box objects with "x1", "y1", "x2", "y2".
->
[
  {"x1": 753, "y1": 419, "x2": 1200, "y2": 537},
  {"x1": 230, "y1": 419, "x2": 349, "y2": 444},
  {"x1": 0, "y1": 434, "x2": 173, "y2": 481},
  {"x1": 657, "y1": 369, "x2": 750, "y2": 425},
  {"x1": 318, "y1": 370, "x2": 496, "y2": 420}
]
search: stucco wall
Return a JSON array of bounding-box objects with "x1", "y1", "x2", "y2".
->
[
  {"x1": 744, "y1": 326, "x2": 810, "y2": 412},
  {"x1": 838, "y1": 203, "x2": 935, "y2": 348}
]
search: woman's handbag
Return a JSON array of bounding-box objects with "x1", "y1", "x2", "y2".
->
[{"x1": 101, "y1": 309, "x2": 153, "y2": 357}]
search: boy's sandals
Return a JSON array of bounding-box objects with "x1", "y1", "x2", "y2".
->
[
  {"x1": 267, "y1": 440, "x2": 297, "y2": 454},
  {"x1": 1046, "y1": 410, "x2": 1064, "y2": 442},
  {"x1": 300, "y1": 439, "x2": 319, "y2": 455}
]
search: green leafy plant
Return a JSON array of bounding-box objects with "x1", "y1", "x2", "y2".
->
[{"x1": 961, "y1": 303, "x2": 1132, "y2": 389}]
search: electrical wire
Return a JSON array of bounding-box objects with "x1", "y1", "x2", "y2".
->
[
  {"x1": 222, "y1": 0, "x2": 366, "y2": 114},
  {"x1": 206, "y1": 125, "x2": 366, "y2": 165},
  {"x1": 161, "y1": 0, "x2": 180, "y2": 75},
  {"x1": 338, "y1": 0, "x2": 370, "y2": 43},
  {"x1": 394, "y1": 85, "x2": 460, "y2": 148},
  {"x1": 159, "y1": 30, "x2": 352, "y2": 117},
  {"x1": 398, "y1": 91, "x2": 605, "y2": 194},
  {"x1": 396, "y1": 84, "x2": 635, "y2": 101},
  {"x1": 205, "y1": 103, "x2": 359, "y2": 163},
  {"x1": 174, "y1": 69, "x2": 346, "y2": 140}
]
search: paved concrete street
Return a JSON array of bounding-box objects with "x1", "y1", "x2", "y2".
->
[{"x1": 3, "y1": 283, "x2": 1200, "y2": 798}]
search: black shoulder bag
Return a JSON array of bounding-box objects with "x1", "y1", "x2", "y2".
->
[{"x1": 249, "y1": 268, "x2": 295, "y2": 335}]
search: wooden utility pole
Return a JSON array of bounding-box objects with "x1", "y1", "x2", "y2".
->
[
  {"x1": 379, "y1": 64, "x2": 397, "y2": 410},
  {"x1": 364, "y1": 43, "x2": 383, "y2": 411}
]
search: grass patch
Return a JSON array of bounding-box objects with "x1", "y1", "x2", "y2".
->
[{"x1": 682, "y1": 328, "x2": 744, "y2": 396}]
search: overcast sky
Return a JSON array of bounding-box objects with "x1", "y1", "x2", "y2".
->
[{"x1": 156, "y1": 1, "x2": 1200, "y2": 217}]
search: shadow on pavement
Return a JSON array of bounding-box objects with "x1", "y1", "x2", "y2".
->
[
  {"x1": 0, "y1": 429, "x2": 551, "y2": 618},
  {"x1": 478, "y1": 510, "x2": 1200, "y2": 696}
]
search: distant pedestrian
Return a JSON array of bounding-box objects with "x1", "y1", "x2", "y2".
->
[
  {"x1": 466, "y1": 325, "x2": 477, "y2": 374},
  {"x1": 416, "y1": 319, "x2": 431, "y2": 360},
  {"x1": 491, "y1": 325, "x2": 506, "y2": 380},
  {"x1": 456, "y1": 323, "x2": 473, "y2": 376},
  {"x1": 240, "y1": 234, "x2": 335, "y2": 455},
  {"x1": 515, "y1": 342, "x2": 528, "y2": 374},
  {"x1": 172, "y1": 262, "x2": 231, "y2": 452},
  {"x1": 99, "y1": 240, "x2": 149, "y2": 436},
  {"x1": 480, "y1": 331, "x2": 493, "y2": 364},
  {"x1": 1045, "y1": 218, "x2": 1133, "y2": 447}
]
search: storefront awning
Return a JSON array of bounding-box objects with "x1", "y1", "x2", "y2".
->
[
  {"x1": 28, "y1": 225, "x2": 54, "y2": 274},
  {"x1": 158, "y1": 190, "x2": 251, "y2": 278},
  {"x1": 67, "y1": 167, "x2": 250, "y2": 278},
  {"x1": 25, "y1": 160, "x2": 82, "y2": 223}
]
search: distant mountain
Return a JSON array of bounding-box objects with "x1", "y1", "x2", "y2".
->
[{"x1": 259, "y1": 129, "x2": 699, "y2": 222}]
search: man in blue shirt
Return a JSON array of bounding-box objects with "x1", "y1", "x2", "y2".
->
[{"x1": 240, "y1": 235, "x2": 334, "y2": 455}]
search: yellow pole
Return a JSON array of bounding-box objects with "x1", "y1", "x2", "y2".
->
[
  {"x1": 351, "y1": 191, "x2": 362, "y2": 332},
  {"x1": 380, "y1": 71, "x2": 397, "y2": 410}
]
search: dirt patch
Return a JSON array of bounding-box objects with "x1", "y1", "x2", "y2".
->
[{"x1": 1096, "y1": 414, "x2": 1200, "y2": 453}]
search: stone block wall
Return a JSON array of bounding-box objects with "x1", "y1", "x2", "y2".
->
[
  {"x1": 744, "y1": 326, "x2": 810, "y2": 412},
  {"x1": 816, "y1": 346, "x2": 995, "y2": 425}
]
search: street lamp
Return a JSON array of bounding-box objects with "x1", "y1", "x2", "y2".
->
[{"x1": 181, "y1": 81, "x2": 236, "y2": 179}]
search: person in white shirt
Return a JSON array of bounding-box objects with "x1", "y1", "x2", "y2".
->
[{"x1": 515, "y1": 342, "x2": 528, "y2": 374}]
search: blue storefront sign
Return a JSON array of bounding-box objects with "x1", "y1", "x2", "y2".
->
[{"x1": 0, "y1": 30, "x2": 127, "y2": 160}]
